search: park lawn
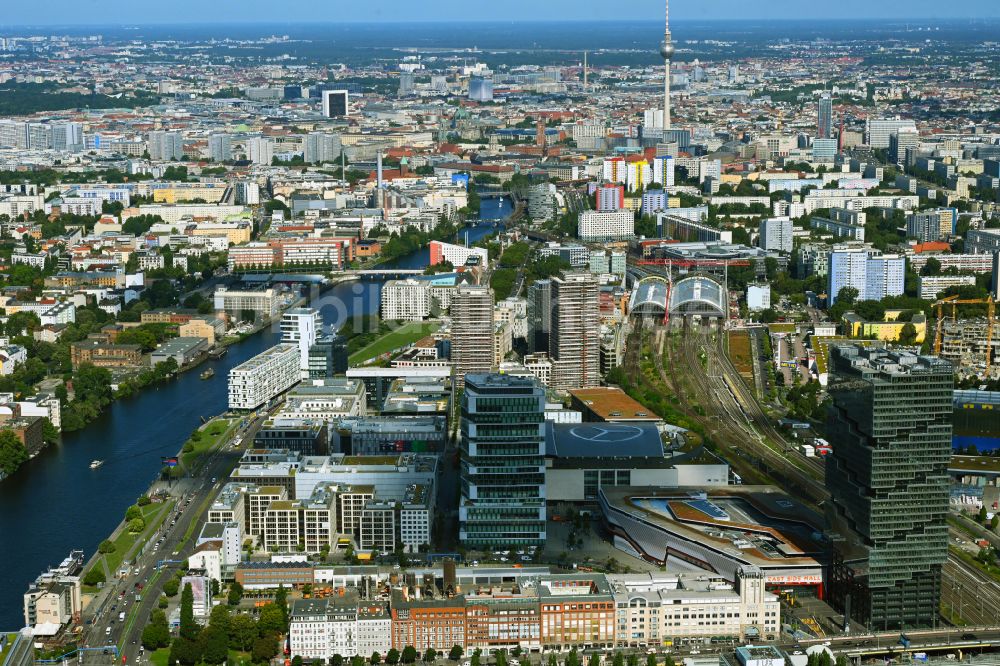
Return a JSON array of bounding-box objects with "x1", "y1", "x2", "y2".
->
[
  {"x1": 149, "y1": 648, "x2": 170, "y2": 666},
  {"x1": 102, "y1": 501, "x2": 172, "y2": 574},
  {"x1": 0, "y1": 634, "x2": 18, "y2": 665},
  {"x1": 180, "y1": 418, "x2": 234, "y2": 470},
  {"x1": 349, "y1": 321, "x2": 440, "y2": 365}
]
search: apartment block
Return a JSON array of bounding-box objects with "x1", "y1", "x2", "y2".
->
[
  {"x1": 228, "y1": 344, "x2": 301, "y2": 410},
  {"x1": 381, "y1": 279, "x2": 432, "y2": 321},
  {"x1": 578, "y1": 210, "x2": 634, "y2": 242},
  {"x1": 450, "y1": 285, "x2": 494, "y2": 385},
  {"x1": 549, "y1": 273, "x2": 601, "y2": 390}
]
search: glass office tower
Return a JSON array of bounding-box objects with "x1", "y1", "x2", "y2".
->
[
  {"x1": 826, "y1": 344, "x2": 953, "y2": 630},
  {"x1": 459, "y1": 374, "x2": 546, "y2": 547}
]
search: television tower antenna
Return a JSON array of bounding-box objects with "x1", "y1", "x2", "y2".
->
[{"x1": 659, "y1": 0, "x2": 675, "y2": 130}]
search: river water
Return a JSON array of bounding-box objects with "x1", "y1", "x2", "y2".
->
[{"x1": 0, "y1": 210, "x2": 507, "y2": 628}]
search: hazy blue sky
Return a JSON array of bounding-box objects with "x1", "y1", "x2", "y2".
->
[{"x1": 3, "y1": 0, "x2": 999, "y2": 25}]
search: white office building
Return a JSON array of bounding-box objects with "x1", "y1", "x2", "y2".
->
[
  {"x1": 865, "y1": 118, "x2": 917, "y2": 149},
  {"x1": 214, "y1": 286, "x2": 283, "y2": 319},
  {"x1": 578, "y1": 210, "x2": 634, "y2": 242},
  {"x1": 148, "y1": 131, "x2": 183, "y2": 161},
  {"x1": 281, "y1": 308, "x2": 322, "y2": 373},
  {"x1": 208, "y1": 134, "x2": 232, "y2": 162},
  {"x1": 758, "y1": 217, "x2": 794, "y2": 253},
  {"x1": 918, "y1": 275, "x2": 977, "y2": 300},
  {"x1": 828, "y1": 246, "x2": 905, "y2": 305},
  {"x1": 247, "y1": 136, "x2": 275, "y2": 165},
  {"x1": 747, "y1": 285, "x2": 771, "y2": 312},
  {"x1": 304, "y1": 133, "x2": 342, "y2": 164},
  {"x1": 228, "y1": 344, "x2": 301, "y2": 410},
  {"x1": 381, "y1": 279, "x2": 432, "y2": 321}
]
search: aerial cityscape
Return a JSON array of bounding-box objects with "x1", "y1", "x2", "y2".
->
[{"x1": 1, "y1": 4, "x2": 1000, "y2": 666}]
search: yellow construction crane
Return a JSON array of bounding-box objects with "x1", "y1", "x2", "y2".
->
[{"x1": 933, "y1": 294, "x2": 996, "y2": 374}]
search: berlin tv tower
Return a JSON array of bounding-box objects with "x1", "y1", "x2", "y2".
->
[{"x1": 659, "y1": 0, "x2": 675, "y2": 130}]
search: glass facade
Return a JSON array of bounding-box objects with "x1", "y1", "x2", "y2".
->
[
  {"x1": 825, "y1": 345, "x2": 953, "y2": 630},
  {"x1": 459, "y1": 374, "x2": 547, "y2": 547}
]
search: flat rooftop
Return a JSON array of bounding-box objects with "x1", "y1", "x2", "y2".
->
[
  {"x1": 546, "y1": 422, "x2": 665, "y2": 459},
  {"x1": 569, "y1": 387, "x2": 661, "y2": 422},
  {"x1": 949, "y1": 455, "x2": 1000, "y2": 474}
]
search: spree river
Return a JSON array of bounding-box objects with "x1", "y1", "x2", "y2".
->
[{"x1": 0, "y1": 210, "x2": 507, "y2": 629}]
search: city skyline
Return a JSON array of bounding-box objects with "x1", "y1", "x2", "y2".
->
[{"x1": 2, "y1": 0, "x2": 1000, "y2": 25}]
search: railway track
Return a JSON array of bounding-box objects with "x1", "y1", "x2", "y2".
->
[{"x1": 653, "y1": 321, "x2": 830, "y2": 507}]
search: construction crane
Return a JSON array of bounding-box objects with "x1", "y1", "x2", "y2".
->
[{"x1": 933, "y1": 294, "x2": 996, "y2": 374}]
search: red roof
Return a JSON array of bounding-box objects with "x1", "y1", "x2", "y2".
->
[{"x1": 913, "y1": 241, "x2": 951, "y2": 253}]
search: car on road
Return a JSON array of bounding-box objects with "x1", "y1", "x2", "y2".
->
[{"x1": 962, "y1": 634, "x2": 978, "y2": 641}]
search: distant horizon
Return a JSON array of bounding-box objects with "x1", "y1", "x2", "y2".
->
[
  {"x1": 3, "y1": 16, "x2": 1000, "y2": 28},
  {"x1": 2, "y1": 0, "x2": 1000, "y2": 28},
  {"x1": 0, "y1": 15, "x2": 1000, "y2": 32}
]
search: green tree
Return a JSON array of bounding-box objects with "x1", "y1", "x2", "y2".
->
[
  {"x1": 386, "y1": 649, "x2": 400, "y2": 665},
  {"x1": 141, "y1": 609, "x2": 171, "y2": 649},
  {"x1": 227, "y1": 581, "x2": 244, "y2": 605},
  {"x1": 208, "y1": 603, "x2": 231, "y2": 636},
  {"x1": 495, "y1": 653, "x2": 507, "y2": 666},
  {"x1": 83, "y1": 567, "x2": 105, "y2": 586},
  {"x1": 98, "y1": 539, "x2": 116, "y2": 554},
  {"x1": 275, "y1": 584, "x2": 290, "y2": 629},
  {"x1": 169, "y1": 636, "x2": 201, "y2": 666},
  {"x1": 252, "y1": 635, "x2": 280, "y2": 663},
  {"x1": 920, "y1": 257, "x2": 942, "y2": 276},
  {"x1": 992, "y1": 515, "x2": 999, "y2": 531},
  {"x1": 423, "y1": 649, "x2": 436, "y2": 663},
  {"x1": 613, "y1": 653, "x2": 625, "y2": 666},
  {"x1": 372, "y1": 652, "x2": 383, "y2": 665},
  {"x1": 980, "y1": 506, "x2": 989, "y2": 523},
  {"x1": 647, "y1": 655, "x2": 658, "y2": 666},
  {"x1": 448, "y1": 647, "x2": 462, "y2": 662},
  {"x1": 229, "y1": 613, "x2": 258, "y2": 651},
  {"x1": 898, "y1": 322, "x2": 918, "y2": 345},
  {"x1": 199, "y1": 625, "x2": 230, "y2": 664},
  {"x1": 180, "y1": 582, "x2": 199, "y2": 641},
  {"x1": 258, "y1": 603, "x2": 286, "y2": 636},
  {"x1": 331, "y1": 656, "x2": 345, "y2": 666},
  {"x1": 402, "y1": 646, "x2": 418, "y2": 664},
  {"x1": 837, "y1": 286, "x2": 859, "y2": 306},
  {"x1": 548, "y1": 655, "x2": 558, "y2": 666},
  {"x1": 568, "y1": 649, "x2": 580, "y2": 666},
  {"x1": 470, "y1": 651, "x2": 480, "y2": 666},
  {"x1": 127, "y1": 517, "x2": 146, "y2": 533},
  {"x1": 163, "y1": 578, "x2": 179, "y2": 600},
  {"x1": 126, "y1": 504, "x2": 143, "y2": 521},
  {"x1": 0, "y1": 430, "x2": 28, "y2": 476},
  {"x1": 589, "y1": 655, "x2": 601, "y2": 666}
]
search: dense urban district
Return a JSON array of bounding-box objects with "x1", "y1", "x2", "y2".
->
[{"x1": 2, "y1": 13, "x2": 1000, "y2": 666}]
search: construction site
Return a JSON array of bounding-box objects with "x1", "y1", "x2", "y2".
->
[{"x1": 934, "y1": 295, "x2": 998, "y2": 380}]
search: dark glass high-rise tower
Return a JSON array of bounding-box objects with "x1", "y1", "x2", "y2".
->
[
  {"x1": 459, "y1": 374, "x2": 546, "y2": 548},
  {"x1": 818, "y1": 95, "x2": 833, "y2": 140},
  {"x1": 825, "y1": 345, "x2": 953, "y2": 630}
]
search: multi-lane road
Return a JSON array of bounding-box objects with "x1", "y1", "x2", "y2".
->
[{"x1": 81, "y1": 414, "x2": 267, "y2": 665}]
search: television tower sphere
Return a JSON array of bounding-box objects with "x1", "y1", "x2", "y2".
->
[{"x1": 659, "y1": 39, "x2": 675, "y2": 60}]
